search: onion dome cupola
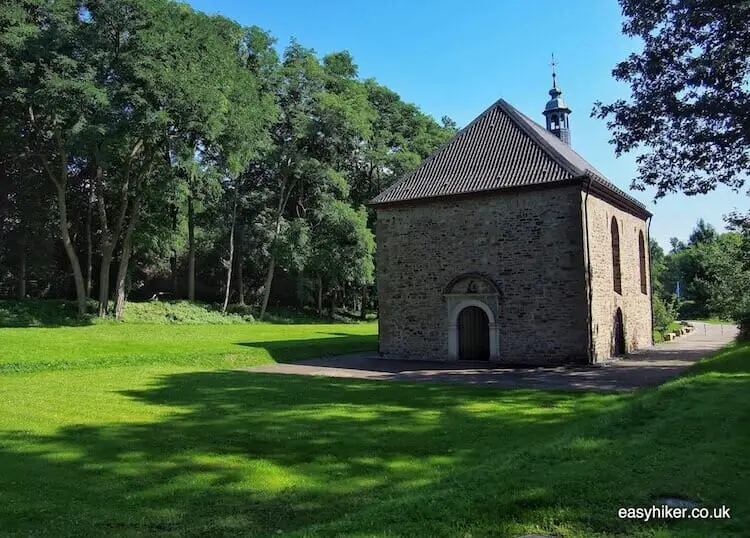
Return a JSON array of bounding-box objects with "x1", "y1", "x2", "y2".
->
[{"x1": 542, "y1": 55, "x2": 572, "y2": 146}]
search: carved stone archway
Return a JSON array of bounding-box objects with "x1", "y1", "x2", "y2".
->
[{"x1": 444, "y1": 273, "x2": 500, "y2": 360}]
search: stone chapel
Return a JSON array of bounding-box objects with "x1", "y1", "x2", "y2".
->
[{"x1": 371, "y1": 73, "x2": 653, "y2": 364}]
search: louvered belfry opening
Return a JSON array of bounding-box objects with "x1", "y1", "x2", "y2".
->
[{"x1": 457, "y1": 306, "x2": 490, "y2": 360}]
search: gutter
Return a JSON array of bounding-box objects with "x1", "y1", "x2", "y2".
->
[
  {"x1": 647, "y1": 214, "x2": 654, "y2": 345},
  {"x1": 583, "y1": 175, "x2": 595, "y2": 364}
]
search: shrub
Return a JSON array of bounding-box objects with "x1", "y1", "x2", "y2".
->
[
  {"x1": 653, "y1": 294, "x2": 677, "y2": 332},
  {"x1": 735, "y1": 308, "x2": 750, "y2": 341},
  {"x1": 0, "y1": 299, "x2": 96, "y2": 327},
  {"x1": 121, "y1": 301, "x2": 253, "y2": 324}
]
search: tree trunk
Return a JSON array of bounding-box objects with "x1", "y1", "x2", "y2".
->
[
  {"x1": 95, "y1": 141, "x2": 141, "y2": 316},
  {"x1": 222, "y1": 188, "x2": 238, "y2": 313},
  {"x1": 236, "y1": 222, "x2": 245, "y2": 306},
  {"x1": 295, "y1": 271, "x2": 304, "y2": 308},
  {"x1": 85, "y1": 178, "x2": 94, "y2": 299},
  {"x1": 170, "y1": 202, "x2": 178, "y2": 296},
  {"x1": 98, "y1": 246, "x2": 113, "y2": 316},
  {"x1": 55, "y1": 182, "x2": 87, "y2": 317},
  {"x1": 113, "y1": 196, "x2": 142, "y2": 320},
  {"x1": 17, "y1": 247, "x2": 26, "y2": 299},
  {"x1": 360, "y1": 285, "x2": 367, "y2": 320},
  {"x1": 187, "y1": 195, "x2": 196, "y2": 301},
  {"x1": 258, "y1": 215, "x2": 285, "y2": 321},
  {"x1": 113, "y1": 233, "x2": 133, "y2": 320},
  {"x1": 259, "y1": 256, "x2": 275, "y2": 319},
  {"x1": 317, "y1": 275, "x2": 323, "y2": 315},
  {"x1": 329, "y1": 288, "x2": 336, "y2": 319}
]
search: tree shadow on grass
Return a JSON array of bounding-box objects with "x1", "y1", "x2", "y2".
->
[
  {"x1": 236, "y1": 334, "x2": 378, "y2": 363},
  {"x1": 1, "y1": 351, "x2": 749, "y2": 536}
]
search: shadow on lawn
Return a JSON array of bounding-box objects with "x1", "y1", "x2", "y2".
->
[
  {"x1": 236, "y1": 334, "x2": 378, "y2": 363},
  {"x1": 1, "y1": 345, "x2": 749, "y2": 536}
]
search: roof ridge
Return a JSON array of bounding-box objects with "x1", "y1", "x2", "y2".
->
[{"x1": 369, "y1": 97, "x2": 650, "y2": 217}]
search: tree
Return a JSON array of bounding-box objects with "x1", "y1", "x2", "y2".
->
[
  {"x1": 594, "y1": 0, "x2": 750, "y2": 198},
  {"x1": 1, "y1": 0, "x2": 109, "y2": 316},
  {"x1": 308, "y1": 199, "x2": 374, "y2": 317},
  {"x1": 688, "y1": 218, "x2": 717, "y2": 245}
]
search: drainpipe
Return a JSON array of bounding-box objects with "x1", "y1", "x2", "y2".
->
[
  {"x1": 647, "y1": 214, "x2": 654, "y2": 345},
  {"x1": 583, "y1": 174, "x2": 595, "y2": 364}
]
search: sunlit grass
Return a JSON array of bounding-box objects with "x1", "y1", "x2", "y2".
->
[
  {"x1": 0, "y1": 322, "x2": 378, "y2": 372},
  {"x1": 0, "y1": 323, "x2": 748, "y2": 537}
]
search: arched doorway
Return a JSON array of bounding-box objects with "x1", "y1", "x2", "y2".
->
[
  {"x1": 613, "y1": 308, "x2": 626, "y2": 356},
  {"x1": 458, "y1": 306, "x2": 490, "y2": 360}
]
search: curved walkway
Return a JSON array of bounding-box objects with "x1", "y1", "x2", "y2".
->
[{"x1": 244, "y1": 322, "x2": 737, "y2": 392}]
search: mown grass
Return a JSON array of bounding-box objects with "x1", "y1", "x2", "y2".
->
[
  {"x1": 0, "y1": 319, "x2": 748, "y2": 536},
  {"x1": 0, "y1": 322, "x2": 377, "y2": 373}
]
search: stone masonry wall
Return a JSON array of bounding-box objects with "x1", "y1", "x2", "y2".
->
[
  {"x1": 584, "y1": 192, "x2": 652, "y2": 361},
  {"x1": 376, "y1": 185, "x2": 589, "y2": 364}
]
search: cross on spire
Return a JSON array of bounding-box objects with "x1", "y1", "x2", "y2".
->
[{"x1": 550, "y1": 53, "x2": 558, "y2": 88}]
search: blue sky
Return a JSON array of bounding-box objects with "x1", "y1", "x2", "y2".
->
[{"x1": 187, "y1": 0, "x2": 748, "y2": 249}]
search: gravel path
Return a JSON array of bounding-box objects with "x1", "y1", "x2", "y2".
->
[{"x1": 242, "y1": 322, "x2": 737, "y2": 392}]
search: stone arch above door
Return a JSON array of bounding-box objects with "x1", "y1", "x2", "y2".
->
[
  {"x1": 444, "y1": 273, "x2": 501, "y2": 360},
  {"x1": 444, "y1": 272, "x2": 502, "y2": 296}
]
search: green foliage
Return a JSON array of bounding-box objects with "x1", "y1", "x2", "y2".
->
[
  {"x1": 736, "y1": 309, "x2": 750, "y2": 341},
  {"x1": 0, "y1": 0, "x2": 453, "y2": 319},
  {"x1": 0, "y1": 299, "x2": 96, "y2": 327},
  {"x1": 594, "y1": 0, "x2": 750, "y2": 197},
  {"x1": 652, "y1": 219, "x2": 750, "y2": 322},
  {"x1": 120, "y1": 300, "x2": 255, "y2": 324},
  {"x1": 652, "y1": 294, "x2": 677, "y2": 333},
  {"x1": 310, "y1": 199, "x2": 375, "y2": 290}
]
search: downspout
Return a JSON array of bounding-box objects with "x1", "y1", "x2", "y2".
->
[
  {"x1": 583, "y1": 174, "x2": 594, "y2": 364},
  {"x1": 647, "y1": 215, "x2": 654, "y2": 345}
]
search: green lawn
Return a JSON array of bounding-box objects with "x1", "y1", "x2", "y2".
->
[
  {"x1": 0, "y1": 322, "x2": 378, "y2": 373},
  {"x1": 0, "y1": 321, "x2": 748, "y2": 537}
]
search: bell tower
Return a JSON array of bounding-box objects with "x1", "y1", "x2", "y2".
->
[{"x1": 542, "y1": 55, "x2": 572, "y2": 145}]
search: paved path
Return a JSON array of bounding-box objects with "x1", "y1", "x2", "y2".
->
[{"x1": 244, "y1": 322, "x2": 737, "y2": 392}]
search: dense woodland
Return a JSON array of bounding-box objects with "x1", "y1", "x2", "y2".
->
[
  {"x1": 1, "y1": 0, "x2": 748, "y2": 333},
  {"x1": 0, "y1": 0, "x2": 456, "y2": 319}
]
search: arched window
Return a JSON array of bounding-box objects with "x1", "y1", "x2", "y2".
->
[
  {"x1": 638, "y1": 231, "x2": 647, "y2": 294},
  {"x1": 611, "y1": 217, "x2": 622, "y2": 294}
]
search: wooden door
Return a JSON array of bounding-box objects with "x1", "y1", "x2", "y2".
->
[
  {"x1": 613, "y1": 308, "x2": 626, "y2": 356},
  {"x1": 458, "y1": 306, "x2": 490, "y2": 360}
]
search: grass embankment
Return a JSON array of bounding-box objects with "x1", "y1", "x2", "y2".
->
[
  {"x1": 0, "y1": 299, "x2": 343, "y2": 327},
  {"x1": 0, "y1": 300, "x2": 747, "y2": 537}
]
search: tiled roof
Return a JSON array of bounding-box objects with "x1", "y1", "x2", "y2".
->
[{"x1": 370, "y1": 99, "x2": 650, "y2": 216}]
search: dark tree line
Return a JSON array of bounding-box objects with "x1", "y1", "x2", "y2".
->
[{"x1": 0, "y1": 0, "x2": 456, "y2": 318}]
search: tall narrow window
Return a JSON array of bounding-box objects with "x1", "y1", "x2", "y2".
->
[
  {"x1": 638, "y1": 231, "x2": 647, "y2": 294},
  {"x1": 611, "y1": 217, "x2": 622, "y2": 294}
]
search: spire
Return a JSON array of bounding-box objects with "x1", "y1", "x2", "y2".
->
[
  {"x1": 542, "y1": 53, "x2": 572, "y2": 145},
  {"x1": 550, "y1": 54, "x2": 561, "y2": 98}
]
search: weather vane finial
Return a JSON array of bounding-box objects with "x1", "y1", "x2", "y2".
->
[{"x1": 550, "y1": 53, "x2": 558, "y2": 88}]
